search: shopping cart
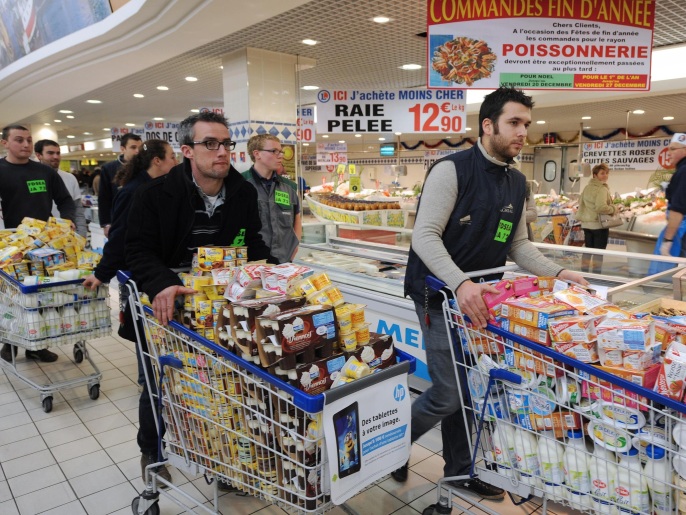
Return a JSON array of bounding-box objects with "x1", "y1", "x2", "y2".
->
[
  {"x1": 422, "y1": 275, "x2": 686, "y2": 515},
  {"x1": 120, "y1": 272, "x2": 416, "y2": 515},
  {"x1": 0, "y1": 269, "x2": 109, "y2": 412}
]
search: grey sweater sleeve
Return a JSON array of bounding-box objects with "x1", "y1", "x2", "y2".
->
[{"x1": 412, "y1": 160, "x2": 564, "y2": 293}]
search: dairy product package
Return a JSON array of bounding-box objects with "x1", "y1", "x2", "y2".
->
[
  {"x1": 348, "y1": 333, "x2": 395, "y2": 371},
  {"x1": 596, "y1": 319, "x2": 655, "y2": 351},
  {"x1": 501, "y1": 294, "x2": 577, "y2": 329},
  {"x1": 654, "y1": 341, "x2": 686, "y2": 401},
  {"x1": 294, "y1": 353, "x2": 348, "y2": 394},
  {"x1": 548, "y1": 315, "x2": 602, "y2": 344},
  {"x1": 261, "y1": 264, "x2": 314, "y2": 295},
  {"x1": 553, "y1": 341, "x2": 599, "y2": 363}
]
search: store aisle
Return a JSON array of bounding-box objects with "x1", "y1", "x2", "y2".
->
[{"x1": 0, "y1": 287, "x2": 567, "y2": 515}]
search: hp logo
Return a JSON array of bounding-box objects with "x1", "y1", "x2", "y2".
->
[{"x1": 393, "y1": 384, "x2": 406, "y2": 402}]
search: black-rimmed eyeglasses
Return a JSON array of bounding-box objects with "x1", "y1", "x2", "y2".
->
[
  {"x1": 192, "y1": 140, "x2": 236, "y2": 151},
  {"x1": 260, "y1": 148, "x2": 285, "y2": 156}
]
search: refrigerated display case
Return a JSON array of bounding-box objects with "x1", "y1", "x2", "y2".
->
[{"x1": 295, "y1": 222, "x2": 686, "y2": 391}]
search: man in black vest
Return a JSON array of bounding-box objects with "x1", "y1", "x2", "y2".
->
[{"x1": 394, "y1": 88, "x2": 587, "y2": 500}]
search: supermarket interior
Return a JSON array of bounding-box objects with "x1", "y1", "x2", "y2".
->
[{"x1": 3, "y1": 0, "x2": 686, "y2": 515}]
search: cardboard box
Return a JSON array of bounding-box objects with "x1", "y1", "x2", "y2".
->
[
  {"x1": 553, "y1": 341, "x2": 599, "y2": 363},
  {"x1": 548, "y1": 315, "x2": 602, "y2": 344},
  {"x1": 501, "y1": 295, "x2": 576, "y2": 329},
  {"x1": 529, "y1": 410, "x2": 582, "y2": 438},
  {"x1": 596, "y1": 319, "x2": 655, "y2": 351},
  {"x1": 500, "y1": 318, "x2": 551, "y2": 346},
  {"x1": 583, "y1": 363, "x2": 660, "y2": 410},
  {"x1": 348, "y1": 333, "x2": 396, "y2": 371},
  {"x1": 655, "y1": 341, "x2": 686, "y2": 401},
  {"x1": 630, "y1": 297, "x2": 686, "y2": 316}
]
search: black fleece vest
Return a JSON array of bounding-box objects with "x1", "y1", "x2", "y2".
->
[{"x1": 404, "y1": 146, "x2": 526, "y2": 309}]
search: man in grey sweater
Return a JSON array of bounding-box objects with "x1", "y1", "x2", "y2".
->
[{"x1": 395, "y1": 88, "x2": 587, "y2": 500}]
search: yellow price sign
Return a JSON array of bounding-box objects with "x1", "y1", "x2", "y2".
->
[
  {"x1": 349, "y1": 176, "x2": 361, "y2": 193},
  {"x1": 336, "y1": 163, "x2": 346, "y2": 175},
  {"x1": 348, "y1": 164, "x2": 357, "y2": 175}
]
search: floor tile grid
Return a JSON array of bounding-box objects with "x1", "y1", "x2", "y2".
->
[{"x1": 0, "y1": 282, "x2": 577, "y2": 515}]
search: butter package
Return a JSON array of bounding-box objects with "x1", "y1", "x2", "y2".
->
[
  {"x1": 553, "y1": 340, "x2": 599, "y2": 363},
  {"x1": 553, "y1": 286, "x2": 609, "y2": 314},
  {"x1": 261, "y1": 263, "x2": 313, "y2": 295},
  {"x1": 548, "y1": 315, "x2": 603, "y2": 344},
  {"x1": 501, "y1": 295, "x2": 576, "y2": 329},
  {"x1": 596, "y1": 319, "x2": 655, "y2": 351},
  {"x1": 500, "y1": 318, "x2": 551, "y2": 346}
]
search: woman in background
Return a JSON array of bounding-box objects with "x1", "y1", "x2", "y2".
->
[{"x1": 576, "y1": 162, "x2": 616, "y2": 273}]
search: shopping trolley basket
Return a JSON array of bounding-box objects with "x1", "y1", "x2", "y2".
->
[
  {"x1": 0, "y1": 269, "x2": 108, "y2": 412},
  {"x1": 422, "y1": 274, "x2": 686, "y2": 515},
  {"x1": 119, "y1": 272, "x2": 415, "y2": 515}
]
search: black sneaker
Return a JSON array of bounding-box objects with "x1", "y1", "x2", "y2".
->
[
  {"x1": 1, "y1": 344, "x2": 17, "y2": 362},
  {"x1": 445, "y1": 477, "x2": 505, "y2": 500},
  {"x1": 217, "y1": 480, "x2": 239, "y2": 492},
  {"x1": 25, "y1": 349, "x2": 58, "y2": 362},
  {"x1": 390, "y1": 461, "x2": 409, "y2": 482}
]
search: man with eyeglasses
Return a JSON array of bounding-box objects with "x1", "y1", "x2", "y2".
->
[
  {"x1": 124, "y1": 111, "x2": 275, "y2": 492},
  {"x1": 243, "y1": 134, "x2": 301, "y2": 263},
  {"x1": 661, "y1": 133, "x2": 686, "y2": 257}
]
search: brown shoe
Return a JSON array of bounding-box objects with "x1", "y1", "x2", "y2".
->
[
  {"x1": 140, "y1": 454, "x2": 171, "y2": 488},
  {"x1": 25, "y1": 349, "x2": 58, "y2": 362}
]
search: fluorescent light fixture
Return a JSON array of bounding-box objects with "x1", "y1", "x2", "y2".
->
[
  {"x1": 59, "y1": 110, "x2": 72, "y2": 113},
  {"x1": 103, "y1": 128, "x2": 110, "y2": 131},
  {"x1": 66, "y1": 135, "x2": 75, "y2": 139},
  {"x1": 157, "y1": 86, "x2": 169, "y2": 91},
  {"x1": 664, "y1": 116, "x2": 675, "y2": 120},
  {"x1": 378, "y1": 137, "x2": 386, "y2": 141},
  {"x1": 302, "y1": 85, "x2": 319, "y2": 90},
  {"x1": 373, "y1": 16, "x2": 390, "y2": 23},
  {"x1": 153, "y1": 117, "x2": 165, "y2": 121},
  {"x1": 581, "y1": 116, "x2": 591, "y2": 120},
  {"x1": 44, "y1": 123, "x2": 50, "y2": 126},
  {"x1": 465, "y1": 127, "x2": 472, "y2": 131},
  {"x1": 125, "y1": 123, "x2": 135, "y2": 127},
  {"x1": 84, "y1": 141, "x2": 96, "y2": 151},
  {"x1": 322, "y1": 135, "x2": 329, "y2": 138},
  {"x1": 395, "y1": 132, "x2": 402, "y2": 135},
  {"x1": 133, "y1": 93, "x2": 144, "y2": 98},
  {"x1": 632, "y1": 109, "x2": 645, "y2": 114},
  {"x1": 190, "y1": 109, "x2": 200, "y2": 113},
  {"x1": 338, "y1": 140, "x2": 345, "y2": 143},
  {"x1": 66, "y1": 115, "x2": 74, "y2": 119},
  {"x1": 303, "y1": 143, "x2": 309, "y2": 146},
  {"x1": 185, "y1": 77, "x2": 198, "y2": 82},
  {"x1": 584, "y1": 126, "x2": 592, "y2": 129},
  {"x1": 302, "y1": 39, "x2": 317, "y2": 45},
  {"x1": 83, "y1": 132, "x2": 92, "y2": 135},
  {"x1": 54, "y1": 119, "x2": 61, "y2": 122},
  {"x1": 355, "y1": 134, "x2": 362, "y2": 138},
  {"x1": 400, "y1": 64, "x2": 422, "y2": 70},
  {"x1": 86, "y1": 99, "x2": 102, "y2": 104},
  {"x1": 536, "y1": 120, "x2": 546, "y2": 124}
]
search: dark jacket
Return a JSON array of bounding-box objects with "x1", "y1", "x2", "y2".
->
[
  {"x1": 125, "y1": 159, "x2": 275, "y2": 301},
  {"x1": 667, "y1": 156, "x2": 686, "y2": 215},
  {"x1": 405, "y1": 145, "x2": 526, "y2": 308},
  {"x1": 93, "y1": 171, "x2": 151, "y2": 283},
  {"x1": 98, "y1": 156, "x2": 124, "y2": 227}
]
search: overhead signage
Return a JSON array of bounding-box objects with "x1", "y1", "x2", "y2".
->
[
  {"x1": 316, "y1": 89, "x2": 466, "y2": 134},
  {"x1": 424, "y1": 148, "x2": 468, "y2": 170},
  {"x1": 581, "y1": 137, "x2": 671, "y2": 170},
  {"x1": 316, "y1": 142, "x2": 348, "y2": 165},
  {"x1": 296, "y1": 107, "x2": 315, "y2": 143},
  {"x1": 110, "y1": 127, "x2": 144, "y2": 153},
  {"x1": 427, "y1": 0, "x2": 655, "y2": 90},
  {"x1": 199, "y1": 106, "x2": 224, "y2": 116},
  {"x1": 301, "y1": 154, "x2": 324, "y2": 172},
  {"x1": 144, "y1": 121, "x2": 180, "y2": 151}
]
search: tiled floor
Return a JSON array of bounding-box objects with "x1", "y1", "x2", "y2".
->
[{"x1": 0, "y1": 287, "x2": 578, "y2": 515}]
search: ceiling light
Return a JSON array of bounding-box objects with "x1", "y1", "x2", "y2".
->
[
  {"x1": 322, "y1": 135, "x2": 329, "y2": 138},
  {"x1": 83, "y1": 132, "x2": 92, "y2": 135},
  {"x1": 584, "y1": 126, "x2": 592, "y2": 129},
  {"x1": 303, "y1": 143, "x2": 309, "y2": 146},
  {"x1": 58, "y1": 110, "x2": 72, "y2": 114},
  {"x1": 355, "y1": 134, "x2": 362, "y2": 138},
  {"x1": 103, "y1": 128, "x2": 110, "y2": 131},
  {"x1": 185, "y1": 76, "x2": 198, "y2": 82},
  {"x1": 395, "y1": 132, "x2": 402, "y2": 136},
  {"x1": 338, "y1": 140, "x2": 345, "y2": 143},
  {"x1": 44, "y1": 123, "x2": 50, "y2": 126},
  {"x1": 99, "y1": 154, "x2": 103, "y2": 156},
  {"x1": 581, "y1": 116, "x2": 591, "y2": 120},
  {"x1": 663, "y1": 116, "x2": 674, "y2": 121},
  {"x1": 190, "y1": 109, "x2": 199, "y2": 113},
  {"x1": 632, "y1": 109, "x2": 645, "y2": 114},
  {"x1": 400, "y1": 64, "x2": 422, "y2": 70},
  {"x1": 133, "y1": 93, "x2": 144, "y2": 98},
  {"x1": 157, "y1": 86, "x2": 169, "y2": 91},
  {"x1": 466, "y1": 127, "x2": 472, "y2": 131},
  {"x1": 125, "y1": 123, "x2": 135, "y2": 127},
  {"x1": 536, "y1": 120, "x2": 546, "y2": 124},
  {"x1": 373, "y1": 16, "x2": 390, "y2": 23},
  {"x1": 86, "y1": 99, "x2": 102, "y2": 104},
  {"x1": 378, "y1": 137, "x2": 386, "y2": 141},
  {"x1": 302, "y1": 85, "x2": 319, "y2": 90},
  {"x1": 153, "y1": 117, "x2": 165, "y2": 121},
  {"x1": 66, "y1": 135, "x2": 75, "y2": 139},
  {"x1": 302, "y1": 39, "x2": 317, "y2": 45},
  {"x1": 54, "y1": 119, "x2": 62, "y2": 122}
]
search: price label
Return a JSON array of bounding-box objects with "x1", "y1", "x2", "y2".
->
[
  {"x1": 349, "y1": 176, "x2": 361, "y2": 193},
  {"x1": 408, "y1": 103, "x2": 463, "y2": 133},
  {"x1": 348, "y1": 164, "x2": 357, "y2": 175},
  {"x1": 336, "y1": 163, "x2": 346, "y2": 175}
]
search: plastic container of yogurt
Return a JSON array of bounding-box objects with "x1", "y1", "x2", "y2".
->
[
  {"x1": 599, "y1": 401, "x2": 646, "y2": 430},
  {"x1": 588, "y1": 420, "x2": 632, "y2": 453}
]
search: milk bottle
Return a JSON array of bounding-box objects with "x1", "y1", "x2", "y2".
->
[
  {"x1": 615, "y1": 447, "x2": 650, "y2": 514},
  {"x1": 589, "y1": 443, "x2": 619, "y2": 514},
  {"x1": 92, "y1": 299, "x2": 109, "y2": 328},
  {"x1": 644, "y1": 445, "x2": 676, "y2": 515},
  {"x1": 563, "y1": 429, "x2": 592, "y2": 509},
  {"x1": 43, "y1": 307, "x2": 61, "y2": 337},
  {"x1": 77, "y1": 301, "x2": 93, "y2": 332},
  {"x1": 491, "y1": 421, "x2": 517, "y2": 478},
  {"x1": 537, "y1": 430, "x2": 565, "y2": 501},
  {"x1": 513, "y1": 426, "x2": 539, "y2": 486},
  {"x1": 25, "y1": 308, "x2": 44, "y2": 340},
  {"x1": 61, "y1": 303, "x2": 77, "y2": 334}
]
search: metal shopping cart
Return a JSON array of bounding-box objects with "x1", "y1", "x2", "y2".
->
[
  {"x1": 0, "y1": 269, "x2": 108, "y2": 412},
  {"x1": 120, "y1": 272, "x2": 416, "y2": 515},
  {"x1": 422, "y1": 275, "x2": 686, "y2": 515}
]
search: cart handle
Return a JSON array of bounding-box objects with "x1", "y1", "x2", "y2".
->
[{"x1": 489, "y1": 368, "x2": 522, "y2": 384}]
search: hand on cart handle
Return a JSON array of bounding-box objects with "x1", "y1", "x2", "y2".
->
[
  {"x1": 456, "y1": 281, "x2": 500, "y2": 329},
  {"x1": 82, "y1": 274, "x2": 102, "y2": 290},
  {"x1": 557, "y1": 269, "x2": 589, "y2": 287},
  {"x1": 153, "y1": 285, "x2": 197, "y2": 325}
]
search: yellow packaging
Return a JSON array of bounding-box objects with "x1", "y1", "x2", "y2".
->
[
  {"x1": 339, "y1": 331, "x2": 357, "y2": 352},
  {"x1": 548, "y1": 315, "x2": 602, "y2": 344},
  {"x1": 234, "y1": 246, "x2": 248, "y2": 260},
  {"x1": 20, "y1": 217, "x2": 47, "y2": 229},
  {"x1": 311, "y1": 272, "x2": 332, "y2": 290},
  {"x1": 501, "y1": 294, "x2": 576, "y2": 329},
  {"x1": 185, "y1": 292, "x2": 208, "y2": 311},
  {"x1": 195, "y1": 299, "x2": 213, "y2": 328},
  {"x1": 47, "y1": 216, "x2": 71, "y2": 228},
  {"x1": 198, "y1": 247, "x2": 227, "y2": 271},
  {"x1": 187, "y1": 275, "x2": 212, "y2": 291},
  {"x1": 202, "y1": 285, "x2": 225, "y2": 300},
  {"x1": 306, "y1": 291, "x2": 332, "y2": 306},
  {"x1": 349, "y1": 304, "x2": 366, "y2": 326},
  {"x1": 335, "y1": 306, "x2": 353, "y2": 332},
  {"x1": 323, "y1": 285, "x2": 344, "y2": 307}
]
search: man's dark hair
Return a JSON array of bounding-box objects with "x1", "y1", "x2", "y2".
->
[
  {"x1": 2, "y1": 124, "x2": 29, "y2": 140},
  {"x1": 478, "y1": 87, "x2": 534, "y2": 137},
  {"x1": 179, "y1": 112, "x2": 230, "y2": 146},
  {"x1": 34, "y1": 139, "x2": 59, "y2": 155},
  {"x1": 120, "y1": 132, "x2": 142, "y2": 149}
]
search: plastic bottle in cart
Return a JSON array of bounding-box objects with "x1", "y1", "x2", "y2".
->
[
  {"x1": 563, "y1": 429, "x2": 592, "y2": 509},
  {"x1": 77, "y1": 301, "x2": 93, "y2": 333},
  {"x1": 25, "y1": 308, "x2": 44, "y2": 340},
  {"x1": 491, "y1": 421, "x2": 517, "y2": 479},
  {"x1": 589, "y1": 442, "x2": 619, "y2": 515},
  {"x1": 43, "y1": 307, "x2": 61, "y2": 337},
  {"x1": 615, "y1": 447, "x2": 650, "y2": 514},
  {"x1": 537, "y1": 430, "x2": 565, "y2": 502},
  {"x1": 644, "y1": 445, "x2": 676, "y2": 515},
  {"x1": 92, "y1": 299, "x2": 109, "y2": 328},
  {"x1": 61, "y1": 303, "x2": 77, "y2": 334},
  {"x1": 513, "y1": 426, "x2": 540, "y2": 486}
]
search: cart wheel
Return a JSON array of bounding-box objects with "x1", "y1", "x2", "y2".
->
[
  {"x1": 89, "y1": 384, "x2": 100, "y2": 400},
  {"x1": 42, "y1": 397, "x2": 53, "y2": 413},
  {"x1": 131, "y1": 496, "x2": 160, "y2": 515},
  {"x1": 73, "y1": 346, "x2": 84, "y2": 364},
  {"x1": 422, "y1": 502, "x2": 452, "y2": 515}
]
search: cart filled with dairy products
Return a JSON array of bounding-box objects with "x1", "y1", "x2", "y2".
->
[
  {"x1": 121, "y1": 270, "x2": 415, "y2": 515},
  {"x1": 0, "y1": 269, "x2": 109, "y2": 412},
  {"x1": 422, "y1": 274, "x2": 686, "y2": 515}
]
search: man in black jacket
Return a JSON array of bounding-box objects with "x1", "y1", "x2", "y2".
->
[{"x1": 124, "y1": 112, "x2": 275, "y2": 488}]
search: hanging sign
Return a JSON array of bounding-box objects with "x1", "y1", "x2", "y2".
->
[
  {"x1": 297, "y1": 107, "x2": 316, "y2": 143},
  {"x1": 423, "y1": 149, "x2": 468, "y2": 170},
  {"x1": 582, "y1": 137, "x2": 671, "y2": 170},
  {"x1": 110, "y1": 127, "x2": 144, "y2": 153},
  {"x1": 317, "y1": 89, "x2": 466, "y2": 134},
  {"x1": 427, "y1": 0, "x2": 655, "y2": 90},
  {"x1": 144, "y1": 121, "x2": 181, "y2": 151},
  {"x1": 317, "y1": 142, "x2": 348, "y2": 165}
]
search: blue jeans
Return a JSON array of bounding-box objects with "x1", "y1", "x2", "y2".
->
[{"x1": 411, "y1": 302, "x2": 472, "y2": 477}]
